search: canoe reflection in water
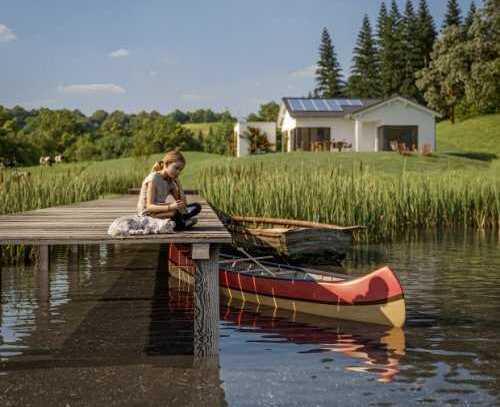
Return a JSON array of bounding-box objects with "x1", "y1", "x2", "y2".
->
[{"x1": 221, "y1": 298, "x2": 406, "y2": 383}]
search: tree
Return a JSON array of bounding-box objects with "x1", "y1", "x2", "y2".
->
[
  {"x1": 242, "y1": 127, "x2": 273, "y2": 154},
  {"x1": 314, "y1": 28, "x2": 344, "y2": 97},
  {"x1": 378, "y1": 1, "x2": 405, "y2": 97},
  {"x1": 400, "y1": 0, "x2": 422, "y2": 99},
  {"x1": 460, "y1": 0, "x2": 500, "y2": 115},
  {"x1": 442, "y1": 0, "x2": 462, "y2": 31},
  {"x1": 463, "y1": 1, "x2": 477, "y2": 36},
  {"x1": 247, "y1": 101, "x2": 280, "y2": 122},
  {"x1": 416, "y1": 0, "x2": 437, "y2": 67},
  {"x1": 203, "y1": 120, "x2": 234, "y2": 155},
  {"x1": 416, "y1": 26, "x2": 468, "y2": 123},
  {"x1": 347, "y1": 15, "x2": 381, "y2": 97}
]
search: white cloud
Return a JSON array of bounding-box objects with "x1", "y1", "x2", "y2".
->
[
  {"x1": 58, "y1": 83, "x2": 126, "y2": 95},
  {"x1": 0, "y1": 24, "x2": 16, "y2": 43},
  {"x1": 109, "y1": 48, "x2": 129, "y2": 58},
  {"x1": 289, "y1": 65, "x2": 317, "y2": 79},
  {"x1": 149, "y1": 70, "x2": 158, "y2": 77}
]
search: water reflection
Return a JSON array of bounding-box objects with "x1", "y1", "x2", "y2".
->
[
  {"x1": 0, "y1": 244, "x2": 227, "y2": 407},
  {"x1": 221, "y1": 297, "x2": 405, "y2": 383},
  {"x1": 0, "y1": 229, "x2": 499, "y2": 406}
]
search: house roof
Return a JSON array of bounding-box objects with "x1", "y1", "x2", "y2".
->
[
  {"x1": 348, "y1": 95, "x2": 442, "y2": 118},
  {"x1": 281, "y1": 97, "x2": 381, "y2": 119},
  {"x1": 279, "y1": 95, "x2": 441, "y2": 123}
]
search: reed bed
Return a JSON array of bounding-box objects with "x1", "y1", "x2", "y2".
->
[
  {"x1": 198, "y1": 161, "x2": 500, "y2": 242},
  {"x1": 0, "y1": 161, "x2": 149, "y2": 263}
]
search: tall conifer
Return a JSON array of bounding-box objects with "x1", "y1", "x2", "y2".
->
[
  {"x1": 442, "y1": 0, "x2": 462, "y2": 30},
  {"x1": 463, "y1": 1, "x2": 477, "y2": 36},
  {"x1": 417, "y1": 0, "x2": 437, "y2": 67},
  {"x1": 314, "y1": 28, "x2": 344, "y2": 97},
  {"x1": 400, "y1": 0, "x2": 421, "y2": 99},
  {"x1": 348, "y1": 15, "x2": 381, "y2": 98}
]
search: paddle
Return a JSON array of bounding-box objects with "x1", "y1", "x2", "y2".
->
[{"x1": 236, "y1": 247, "x2": 276, "y2": 277}]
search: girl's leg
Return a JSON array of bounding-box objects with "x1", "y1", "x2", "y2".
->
[
  {"x1": 184, "y1": 203, "x2": 201, "y2": 220},
  {"x1": 172, "y1": 203, "x2": 201, "y2": 231}
]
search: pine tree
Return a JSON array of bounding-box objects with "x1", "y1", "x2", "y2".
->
[
  {"x1": 463, "y1": 1, "x2": 477, "y2": 36},
  {"x1": 379, "y1": 0, "x2": 405, "y2": 96},
  {"x1": 442, "y1": 0, "x2": 462, "y2": 31},
  {"x1": 376, "y1": 2, "x2": 391, "y2": 96},
  {"x1": 417, "y1": 0, "x2": 437, "y2": 67},
  {"x1": 400, "y1": 0, "x2": 421, "y2": 99},
  {"x1": 347, "y1": 15, "x2": 381, "y2": 98},
  {"x1": 314, "y1": 28, "x2": 345, "y2": 97}
]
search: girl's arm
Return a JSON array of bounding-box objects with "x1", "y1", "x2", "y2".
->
[
  {"x1": 146, "y1": 181, "x2": 176, "y2": 215},
  {"x1": 175, "y1": 178, "x2": 188, "y2": 206}
]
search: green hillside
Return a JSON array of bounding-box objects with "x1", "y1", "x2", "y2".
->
[
  {"x1": 436, "y1": 113, "x2": 500, "y2": 156},
  {"x1": 182, "y1": 122, "x2": 221, "y2": 137}
]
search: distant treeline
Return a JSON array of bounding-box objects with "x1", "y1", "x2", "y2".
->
[
  {"x1": 313, "y1": 0, "x2": 499, "y2": 123},
  {"x1": 0, "y1": 106, "x2": 236, "y2": 166}
]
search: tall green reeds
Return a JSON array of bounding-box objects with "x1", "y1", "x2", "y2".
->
[{"x1": 198, "y1": 161, "x2": 500, "y2": 242}]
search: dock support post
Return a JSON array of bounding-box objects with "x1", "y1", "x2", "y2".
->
[
  {"x1": 192, "y1": 243, "x2": 219, "y2": 359},
  {"x1": 68, "y1": 245, "x2": 80, "y2": 292},
  {"x1": 37, "y1": 245, "x2": 50, "y2": 303}
]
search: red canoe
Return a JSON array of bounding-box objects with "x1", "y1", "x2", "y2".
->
[{"x1": 168, "y1": 244, "x2": 406, "y2": 327}]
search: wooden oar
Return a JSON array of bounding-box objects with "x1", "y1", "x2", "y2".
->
[{"x1": 236, "y1": 247, "x2": 276, "y2": 277}]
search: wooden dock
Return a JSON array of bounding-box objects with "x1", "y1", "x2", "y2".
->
[{"x1": 0, "y1": 194, "x2": 232, "y2": 358}]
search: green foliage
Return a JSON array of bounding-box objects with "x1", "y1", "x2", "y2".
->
[
  {"x1": 314, "y1": 28, "x2": 345, "y2": 97},
  {"x1": 417, "y1": 1, "x2": 500, "y2": 121},
  {"x1": 242, "y1": 127, "x2": 274, "y2": 154},
  {"x1": 416, "y1": 0, "x2": 437, "y2": 85},
  {"x1": 203, "y1": 120, "x2": 235, "y2": 155},
  {"x1": 347, "y1": 15, "x2": 381, "y2": 98},
  {"x1": 246, "y1": 101, "x2": 280, "y2": 122},
  {"x1": 416, "y1": 26, "x2": 468, "y2": 122},
  {"x1": 400, "y1": 0, "x2": 423, "y2": 100},
  {"x1": 463, "y1": 1, "x2": 477, "y2": 35},
  {"x1": 0, "y1": 105, "x2": 232, "y2": 166},
  {"x1": 378, "y1": 1, "x2": 405, "y2": 97}
]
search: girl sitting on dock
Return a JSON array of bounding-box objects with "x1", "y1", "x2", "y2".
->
[{"x1": 137, "y1": 149, "x2": 201, "y2": 231}]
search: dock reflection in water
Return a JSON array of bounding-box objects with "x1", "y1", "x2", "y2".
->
[{"x1": 0, "y1": 244, "x2": 226, "y2": 407}]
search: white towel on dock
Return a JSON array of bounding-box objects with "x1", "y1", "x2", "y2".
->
[{"x1": 107, "y1": 215, "x2": 175, "y2": 237}]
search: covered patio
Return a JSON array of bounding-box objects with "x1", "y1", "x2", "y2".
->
[{"x1": 283, "y1": 127, "x2": 352, "y2": 152}]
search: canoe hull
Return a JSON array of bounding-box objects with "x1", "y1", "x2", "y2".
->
[
  {"x1": 220, "y1": 285, "x2": 405, "y2": 328},
  {"x1": 168, "y1": 244, "x2": 406, "y2": 328}
]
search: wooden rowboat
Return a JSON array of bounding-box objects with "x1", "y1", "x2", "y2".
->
[
  {"x1": 168, "y1": 244, "x2": 406, "y2": 328},
  {"x1": 218, "y1": 213, "x2": 365, "y2": 261}
]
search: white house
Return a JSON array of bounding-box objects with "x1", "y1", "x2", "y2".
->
[
  {"x1": 234, "y1": 121, "x2": 277, "y2": 157},
  {"x1": 277, "y1": 95, "x2": 441, "y2": 153}
]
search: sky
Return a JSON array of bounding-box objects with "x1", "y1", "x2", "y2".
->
[{"x1": 1, "y1": 0, "x2": 475, "y2": 118}]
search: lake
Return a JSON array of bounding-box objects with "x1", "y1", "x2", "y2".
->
[{"x1": 0, "y1": 229, "x2": 499, "y2": 406}]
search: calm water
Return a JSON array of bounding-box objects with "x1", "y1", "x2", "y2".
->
[{"x1": 0, "y1": 229, "x2": 499, "y2": 406}]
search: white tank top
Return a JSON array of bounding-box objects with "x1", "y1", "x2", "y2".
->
[{"x1": 137, "y1": 172, "x2": 176, "y2": 216}]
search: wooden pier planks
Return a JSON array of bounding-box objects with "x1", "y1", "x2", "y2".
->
[{"x1": 0, "y1": 194, "x2": 232, "y2": 245}]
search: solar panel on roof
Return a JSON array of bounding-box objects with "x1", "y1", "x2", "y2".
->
[
  {"x1": 300, "y1": 99, "x2": 316, "y2": 111},
  {"x1": 312, "y1": 99, "x2": 328, "y2": 111},
  {"x1": 289, "y1": 99, "x2": 305, "y2": 111},
  {"x1": 324, "y1": 99, "x2": 343, "y2": 112}
]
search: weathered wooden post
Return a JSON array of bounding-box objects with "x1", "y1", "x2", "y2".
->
[
  {"x1": 68, "y1": 245, "x2": 80, "y2": 292},
  {"x1": 37, "y1": 245, "x2": 50, "y2": 304},
  {"x1": 191, "y1": 243, "x2": 219, "y2": 358}
]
